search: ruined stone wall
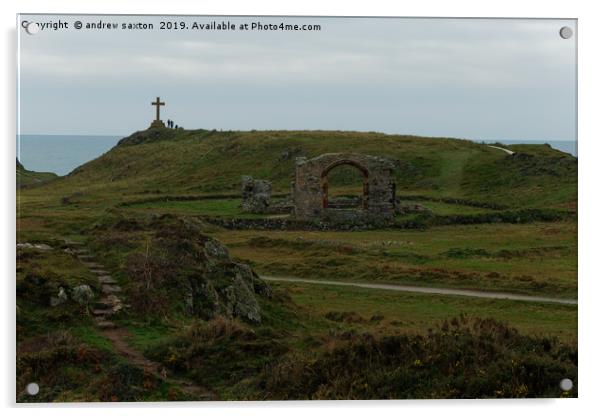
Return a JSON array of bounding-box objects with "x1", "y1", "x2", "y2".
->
[
  {"x1": 293, "y1": 153, "x2": 396, "y2": 221},
  {"x1": 241, "y1": 176, "x2": 272, "y2": 213}
]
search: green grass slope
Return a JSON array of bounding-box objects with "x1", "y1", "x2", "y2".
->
[
  {"x1": 37, "y1": 128, "x2": 575, "y2": 210},
  {"x1": 17, "y1": 159, "x2": 58, "y2": 188}
]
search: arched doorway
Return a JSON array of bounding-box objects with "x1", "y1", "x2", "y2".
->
[
  {"x1": 320, "y1": 161, "x2": 369, "y2": 210},
  {"x1": 293, "y1": 152, "x2": 396, "y2": 220}
]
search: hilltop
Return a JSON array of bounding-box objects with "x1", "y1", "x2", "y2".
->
[{"x1": 46, "y1": 128, "x2": 576, "y2": 210}]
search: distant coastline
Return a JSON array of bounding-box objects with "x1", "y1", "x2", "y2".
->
[{"x1": 16, "y1": 134, "x2": 577, "y2": 176}]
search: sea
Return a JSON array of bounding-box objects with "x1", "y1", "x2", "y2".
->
[
  {"x1": 17, "y1": 135, "x2": 122, "y2": 176},
  {"x1": 16, "y1": 134, "x2": 577, "y2": 177}
]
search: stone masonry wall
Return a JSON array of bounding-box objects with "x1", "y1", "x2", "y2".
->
[
  {"x1": 241, "y1": 175, "x2": 272, "y2": 213},
  {"x1": 293, "y1": 153, "x2": 396, "y2": 221}
]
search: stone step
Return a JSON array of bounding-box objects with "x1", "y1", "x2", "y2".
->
[
  {"x1": 82, "y1": 262, "x2": 103, "y2": 269},
  {"x1": 106, "y1": 294, "x2": 121, "y2": 303},
  {"x1": 91, "y1": 269, "x2": 109, "y2": 275},
  {"x1": 94, "y1": 295, "x2": 122, "y2": 309},
  {"x1": 92, "y1": 308, "x2": 113, "y2": 316},
  {"x1": 96, "y1": 320, "x2": 116, "y2": 329},
  {"x1": 93, "y1": 300, "x2": 112, "y2": 310},
  {"x1": 101, "y1": 284, "x2": 122, "y2": 294},
  {"x1": 98, "y1": 275, "x2": 117, "y2": 284},
  {"x1": 78, "y1": 254, "x2": 95, "y2": 261},
  {"x1": 94, "y1": 301, "x2": 124, "y2": 313}
]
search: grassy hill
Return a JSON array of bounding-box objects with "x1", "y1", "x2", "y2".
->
[
  {"x1": 16, "y1": 159, "x2": 58, "y2": 188},
  {"x1": 38, "y1": 128, "x2": 576, "y2": 210}
]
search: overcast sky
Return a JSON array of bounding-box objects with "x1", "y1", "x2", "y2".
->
[{"x1": 18, "y1": 15, "x2": 576, "y2": 141}]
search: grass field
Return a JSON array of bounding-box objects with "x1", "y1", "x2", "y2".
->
[
  {"x1": 124, "y1": 198, "x2": 259, "y2": 217},
  {"x1": 267, "y1": 281, "x2": 577, "y2": 342},
  {"x1": 209, "y1": 221, "x2": 577, "y2": 297}
]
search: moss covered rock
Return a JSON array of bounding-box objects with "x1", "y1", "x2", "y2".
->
[{"x1": 120, "y1": 214, "x2": 269, "y2": 323}]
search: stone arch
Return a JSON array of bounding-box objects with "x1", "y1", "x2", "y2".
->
[
  {"x1": 320, "y1": 160, "x2": 369, "y2": 209},
  {"x1": 293, "y1": 153, "x2": 396, "y2": 220}
]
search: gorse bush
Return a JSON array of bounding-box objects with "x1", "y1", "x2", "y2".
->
[
  {"x1": 17, "y1": 331, "x2": 107, "y2": 402},
  {"x1": 253, "y1": 316, "x2": 577, "y2": 400},
  {"x1": 145, "y1": 317, "x2": 288, "y2": 391},
  {"x1": 98, "y1": 362, "x2": 159, "y2": 402},
  {"x1": 125, "y1": 240, "x2": 173, "y2": 317}
]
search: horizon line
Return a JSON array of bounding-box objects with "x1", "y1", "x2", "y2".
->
[{"x1": 16, "y1": 131, "x2": 576, "y2": 143}]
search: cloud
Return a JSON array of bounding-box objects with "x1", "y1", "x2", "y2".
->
[{"x1": 18, "y1": 15, "x2": 576, "y2": 139}]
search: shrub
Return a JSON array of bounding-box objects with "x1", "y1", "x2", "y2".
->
[
  {"x1": 254, "y1": 316, "x2": 577, "y2": 400},
  {"x1": 145, "y1": 317, "x2": 287, "y2": 389},
  {"x1": 97, "y1": 362, "x2": 154, "y2": 401},
  {"x1": 17, "y1": 331, "x2": 107, "y2": 402},
  {"x1": 125, "y1": 240, "x2": 172, "y2": 317},
  {"x1": 324, "y1": 311, "x2": 365, "y2": 323}
]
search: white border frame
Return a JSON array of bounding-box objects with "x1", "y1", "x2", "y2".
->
[{"x1": 3, "y1": 1, "x2": 599, "y2": 415}]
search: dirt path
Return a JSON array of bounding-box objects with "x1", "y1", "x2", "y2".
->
[
  {"x1": 102, "y1": 327, "x2": 216, "y2": 399},
  {"x1": 260, "y1": 275, "x2": 577, "y2": 305},
  {"x1": 102, "y1": 327, "x2": 163, "y2": 373},
  {"x1": 488, "y1": 145, "x2": 515, "y2": 155},
  {"x1": 62, "y1": 239, "x2": 217, "y2": 401}
]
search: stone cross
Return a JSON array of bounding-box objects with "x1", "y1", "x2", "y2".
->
[
  {"x1": 149, "y1": 97, "x2": 166, "y2": 128},
  {"x1": 152, "y1": 97, "x2": 165, "y2": 121}
]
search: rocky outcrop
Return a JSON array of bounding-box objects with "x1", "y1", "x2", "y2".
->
[{"x1": 126, "y1": 215, "x2": 270, "y2": 323}]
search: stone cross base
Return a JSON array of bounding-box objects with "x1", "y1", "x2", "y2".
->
[{"x1": 149, "y1": 120, "x2": 166, "y2": 128}]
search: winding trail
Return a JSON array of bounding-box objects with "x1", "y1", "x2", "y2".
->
[
  {"x1": 260, "y1": 275, "x2": 577, "y2": 305},
  {"x1": 62, "y1": 239, "x2": 217, "y2": 401}
]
